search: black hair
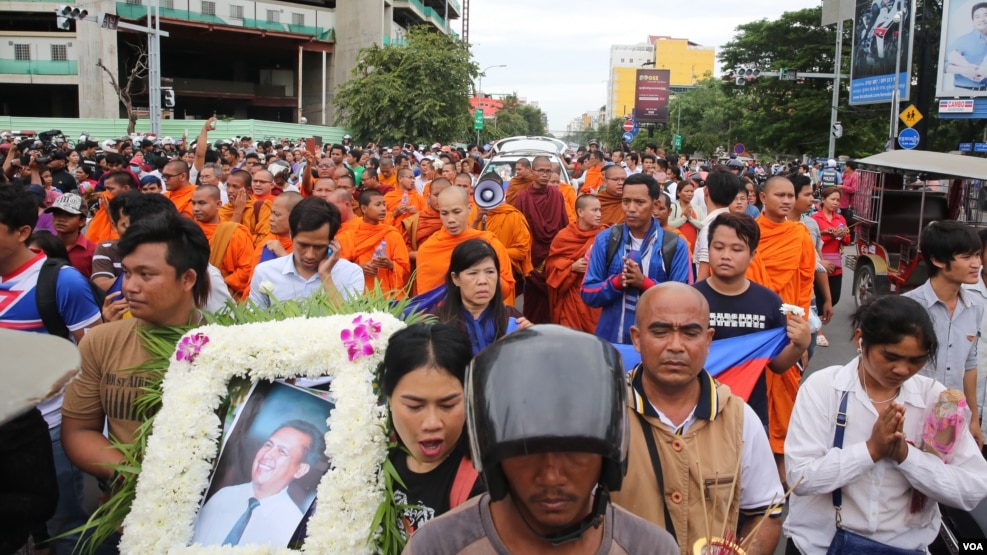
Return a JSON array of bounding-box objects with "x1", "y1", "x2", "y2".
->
[
  {"x1": 641, "y1": 153, "x2": 657, "y2": 164},
  {"x1": 272, "y1": 419, "x2": 326, "y2": 467},
  {"x1": 29, "y1": 230, "x2": 69, "y2": 260},
  {"x1": 117, "y1": 214, "x2": 211, "y2": 308},
  {"x1": 358, "y1": 188, "x2": 384, "y2": 207},
  {"x1": 708, "y1": 212, "x2": 760, "y2": 252},
  {"x1": 623, "y1": 172, "x2": 661, "y2": 201},
  {"x1": 121, "y1": 192, "x2": 179, "y2": 224},
  {"x1": 105, "y1": 170, "x2": 137, "y2": 190},
  {"x1": 675, "y1": 179, "x2": 695, "y2": 200},
  {"x1": 228, "y1": 169, "x2": 252, "y2": 188},
  {"x1": 791, "y1": 174, "x2": 813, "y2": 196},
  {"x1": 820, "y1": 186, "x2": 841, "y2": 201},
  {"x1": 852, "y1": 295, "x2": 938, "y2": 360},
  {"x1": 109, "y1": 190, "x2": 142, "y2": 224},
  {"x1": 437, "y1": 239, "x2": 507, "y2": 340},
  {"x1": 978, "y1": 227, "x2": 987, "y2": 248},
  {"x1": 288, "y1": 196, "x2": 341, "y2": 240},
  {"x1": 514, "y1": 158, "x2": 531, "y2": 169},
  {"x1": 973, "y1": 2, "x2": 987, "y2": 18},
  {"x1": 104, "y1": 153, "x2": 126, "y2": 167},
  {"x1": 705, "y1": 169, "x2": 745, "y2": 207},
  {"x1": 0, "y1": 184, "x2": 39, "y2": 232},
  {"x1": 920, "y1": 220, "x2": 983, "y2": 277},
  {"x1": 845, "y1": 160, "x2": 858, "y2": 171},
  {"x1": 380, "y1": 322, "x2": 473, "y2": 397}
]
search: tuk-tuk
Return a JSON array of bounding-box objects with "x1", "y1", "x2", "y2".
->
[{"x1": 845, "y1": 149, "x2": 987, "y2": 307}]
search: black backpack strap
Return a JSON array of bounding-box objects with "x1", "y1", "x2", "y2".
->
[
  {"x1": 832, "y1": 391, "x2": 850, "y2": 514},
  {"x1": 36, "y1": 258, "x2": 70, "y2": 339},
  {"x1": 604, "y1": 224, "x2": 624, "y2": 269},
  {"x1": 633, "y1": 411, "x2": 677, "y2": 541},
  {"x1": 659, "y1": 228, "x2": 678, "y2": 278}
]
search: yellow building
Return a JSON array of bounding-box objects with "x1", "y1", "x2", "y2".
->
[
  {"x1": 610, "y1": 67, "x2": 639, "y2": 120},
  {"x1": 653, "y1": 36, "x2": 715, "y2": 87}
]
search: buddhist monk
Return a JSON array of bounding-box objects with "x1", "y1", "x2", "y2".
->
[
  {"x1": 505, "y1": 158, "x2": 533, "y2": 205},
  {"x1": 191, "y1": 185, "x2": 254, "y2": 299},
  {"x1": 377, "y1": 157, "x2": 398, "y2": 191},
  {"x1": 311, "y1": 177, "x2": 336, "y2": 202},
  {"x1": 384, "y1": 168, "x2": 425, "y2": 229},
  {"x1": 513, "y1": 155, "x2": 570, "y2": 323},
  {"x1": 328, "y1": 188, "x2": 360, "y2": 235},
  {"x1": 85, "y1": 171, "x2": 132, "y2": 242},
  {"x1": 472, "y1": 186, "x2": 533, "y2": 294},
  {"x1": 337, "y1": 189, "x2": 411, "y2": 297},
  {"x1": 403, "y1": 177, "x2": 450, "y2": 261},
  {"x1": 598, "y1": 164, "x2": 626, "y2": 227},
  {"x1": 547, "y1": 194, "x2": 603, "y2": 333},
  {"x1": 220, "y1": 170, "x2": 271, "y2": 248},
  {"x1": 579, "y1": 151, "x2": 604, "y2": 194},
  {"x1": 416, "y1": 186, "x2": 516, "y2": 304},
  {"x1": 550, "y1": 170, "x2": 577, "y2": 224},
  {"x1": 250, "y1": 169, "x2": 278, "y2": 204},
  {"x1": 454, "y1": 172, "x2": 480, "y2": 227},
  {"x1": 254, "y1": 191, "x2": 302, "y2": 266},
  {"x1": 747, "y1": 175, "x2": 815, "y2": 471},
  {"x1": 162, "y1": 160, "x2": 195, "y2": 219}
]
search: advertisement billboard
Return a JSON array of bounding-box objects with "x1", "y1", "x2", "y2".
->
[
  {"x1": 849, "y1": 0, "x2": 915, "y2": 105},
  {"x1": 936, "y1": 0, "x2": 987, "y2": 98},
  {"x1": 634, "y1": 69, "x2": 670, "y2": 123}
]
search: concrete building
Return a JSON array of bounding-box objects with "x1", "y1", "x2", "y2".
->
[
  {"x1": 0, "y1": 0, "x2": 459, "y2": 124},
  {"x1": 605, "y1": 36, "x2": 714, "y2": 123}
]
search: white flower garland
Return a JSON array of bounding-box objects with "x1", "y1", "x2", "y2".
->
[{"x1": 121, "y1": 312, "x2": 404, "y2": 555}]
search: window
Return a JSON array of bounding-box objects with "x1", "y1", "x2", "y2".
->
[
  {"x1": 125, "y1": 0, "x2": 141, "y2": 5},
  {"x1": 50, "y1": 44, "x2": 67, "y2": 61},
  {"x1": 229, "y1": 4, "x2": 243, "y2": 19},
  {"x1": 201, "y1": 0, "x2": 215, "y2": 15},
  {"x1": 291, "y1": 12, "x2": 304, "y2": 25},
  {"x1": 161, "y1": 0, "x2": 173, "y2": 8},
  {"x1": 14, "y1": 44, "x2": 30, "y2": 61},
  {"x1": 266, "y1": 9, "x2": 279, "y2": 23}
]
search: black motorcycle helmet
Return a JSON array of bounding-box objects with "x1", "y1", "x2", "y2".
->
[{"x1": 466, "y1": 324, "x2": 628, "y2": 503}]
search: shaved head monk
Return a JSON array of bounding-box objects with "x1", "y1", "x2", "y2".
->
[
  {"x1": 311, "y1": 178, "x2": 336, "y2": 201},
  {"x1": 221, "y1": 170, "x2": 271, "y2": 249},
  {"x1": 191, "y1": 185, "x2": 255, "y2": 299},
  {"x1": 748, "y1": 175, "x2": 816, "y2": 473},
  {"x1": 384, "y1": 168, "x2": 425, "y2": 230},
  {"x1": 402, "y1": 177, "x2": 451, "y2": 264},
  {"x1": 547, "y1": 194, "x2": 603, "y2": 332},
  {"x1": 336, "y1": 189, "x2": 411, "y2": 297},
  {"x1": 598, "y1": 164, "x2": 627, "y2": 227},
  {"x1": 415, "y1": 186, "x2": 516, "y2": 303},
  {"x1": 328, "y1": 189, "x2": 359, "y2": 235},
  {"x1": 505, "y1": 157, "x2": 532, "y2": 205},
  {"x1": 255, "y1": 191, "x2": 303, "y2": 265},
  {"x1": 162, "y1": 160, "x2": 195, "y2": 219}
]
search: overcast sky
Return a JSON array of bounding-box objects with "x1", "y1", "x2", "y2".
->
[{"x1": 468, "y1": 0, "x2": 823, "y2": 134}]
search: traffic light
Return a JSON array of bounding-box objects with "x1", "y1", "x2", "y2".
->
[
  {"x1": 55, "y1": 5, "x2": 88, "y2": 30},
  {"x1": 163, "y1": 88, "x2": 176, "y2": 108},
  {"x1": 731, "y1": 67, "x2": 761, "y2": 86},
  {"x1": 780, "y1": 68, "x2": 788, "y2": 80}
]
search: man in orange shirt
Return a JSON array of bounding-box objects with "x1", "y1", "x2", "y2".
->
[
  {"x1": 547, "y1": 194, "x2": 603, "y2": 333},
  {"x1": 221, "y1": 171, "x2": 271, "y2": 248},
  {"x1": 416, "y1": 187, "x2": 516, "y2": 303},
  {"x1": 579, "y1": 151, "x2": 604, "y2": 194},
  {"x1": 337, "y1": 189, "x2": 411, "y2": 297},
  {"x1": 384, "y1": 168, "x2": 425, "y2": 229},
  {"x1": 162, "y1": 160, "x2": 195, "y2": 219},
  {"x1": 254, "y1": 191, "x2": 302, "y2": 265},
  {"x1": 505, "y1": 158, "x2": 533, "y2": 205},
  {"x1": 86, "y1": 171, "x2": 134, "y2": 242},
  {"x1": 598, "y1": 165, "x2": 626, "y2": 227},
  {"x1": 747, "y1": 175, "x2": 815, "y2": 470},
  {"x1": 191, "y1": 185, "x2": 255, "y2": 299}
]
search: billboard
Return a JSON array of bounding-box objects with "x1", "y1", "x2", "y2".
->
[
  {"x1": 849, "y1": 0, "x2": 916, "y2": 105},
  {"x1": 936, "y1": 0, "x2": 987, "y2": 98},
  {"x1": 634, "y1": 69, "x2": 670, "y2": 123}
]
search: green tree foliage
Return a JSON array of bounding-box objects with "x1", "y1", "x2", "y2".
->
[{"x1": 334, "y1": 26, "x2": 478, "y2": 144}]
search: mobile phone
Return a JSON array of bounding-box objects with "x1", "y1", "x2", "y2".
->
[
  {"x1": 305, "y1": 138, "x2": 317, "y2": 155},
  {"x1": 327, "y1": 247, "x2": 334, "y2": 257}
]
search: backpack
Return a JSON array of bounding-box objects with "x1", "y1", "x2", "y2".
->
[
  {"x1": 604, "y1": 224, "x2": 679, "y2": 278},
  {"x1": 36, "y1": 258, "x2": 106, "y2": 339}
]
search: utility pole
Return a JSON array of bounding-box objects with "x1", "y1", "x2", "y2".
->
[
  {"x1": 828, "y1": 19, "x2": 843, "y2": 159},
  {"x1": 146, "y1": 0, "x2": 162, "y2": 136}
]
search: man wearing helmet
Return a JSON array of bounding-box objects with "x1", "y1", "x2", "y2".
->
[
  {"x1": 819, "y1": 159, "x2": 842, "y2": 188},
  {"x1": 613, "y1": 282, "x2": 784, "y2": 554},
  {"x1": 404, "y1": 325, "x2": 677, "y2": 554}
]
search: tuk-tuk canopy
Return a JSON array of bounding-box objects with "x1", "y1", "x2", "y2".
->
[{"x1": 855, "y1": 150, "x2": 987, "y2": 181}]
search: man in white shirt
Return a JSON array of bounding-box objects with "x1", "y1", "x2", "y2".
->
[
  {"x1": 249, "y1": 197, "x2": 363, "y2": 309},
  {"x1": 192, "y1": 421, "x2": 324, "y2": 546},
  {"x1": 694, "y1": 170, "x2": 746, "y2": 281}
]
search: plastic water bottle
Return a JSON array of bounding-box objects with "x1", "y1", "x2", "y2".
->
[
  {"x1": 401, "y1": 191, "x2": 409, "y2": 205},
  {"x1": 373, "y1": 241, "x2": 387, "y2": 260}
]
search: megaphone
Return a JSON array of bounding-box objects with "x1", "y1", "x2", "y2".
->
[{"x1": 474, "y1": 172, "x2": 505, "y2": 209}]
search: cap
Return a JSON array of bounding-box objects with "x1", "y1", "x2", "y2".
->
[
  {"x1": 588, "y1": 139, "x2": 599, "y2": 146},
  {"x1": 140, "y1": 175, "x2": 162, "y2": 187},
  {"x1": 129, "y1": 156, "x2": 143, "y2": 165},
  {"x1": 44, "y1": 193, "x2": 88, "y2": 216},
  {"x1": 343, "y1": 134, "x2": 352, "y2": 140},
  {"x1": 431, "y1": 142, "x2": 441, "y2": 150},
  {"x1": 162, "y1": 137, "x2": 175, "y2": 145},
  {"x1": 827, "y1": 158, "x2": 837, "y2": 168},
  {"x1": 26, "y1": 184, "x2": 45, "y2": 206},
  {"x1": 140, "y1": 138, "x2": 154, "y2": 148},
  {"x1": 100, "y1": 139, "x2": 117, "y2": 153}
]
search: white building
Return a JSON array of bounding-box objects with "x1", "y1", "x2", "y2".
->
[{"x1": 605, "y1": 42, "x2": 653, "y2": 122}]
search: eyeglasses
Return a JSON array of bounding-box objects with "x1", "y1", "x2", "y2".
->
[
  {"x1": 606, "y1": 177, "x2": 625, "y2": 182},
  {"x1": 532, "y1": 169, "x2": 552, "y2": 174},
  {"x1": 317, "y1": 164, "x2": 332, "y2": 168},
  {"x1": 161, "y1": 173, "x2": 178, "y2": 180},
  {"x1": 253, "y1": 179, "x2": 273, "y2": 184}
]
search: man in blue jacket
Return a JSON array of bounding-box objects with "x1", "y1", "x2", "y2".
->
[{"x1": 580, "y1": 173, "x2": 692, "y2": 343}]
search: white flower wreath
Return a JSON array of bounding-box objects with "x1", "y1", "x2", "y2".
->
[{"x1": 120, "y1": 312, "x2": 405, "y2": 555}]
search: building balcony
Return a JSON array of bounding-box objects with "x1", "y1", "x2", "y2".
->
[
  {"x1": 392, "y1": 0, "x2": 454, "y2": 34},
  {"x1": 0, "y1": 59, "x2": 77, "y2": 74}
]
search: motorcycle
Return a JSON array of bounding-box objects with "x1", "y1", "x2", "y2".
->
[{"x1": 855, "y1": 0, "x2": 907, "y2": 76}]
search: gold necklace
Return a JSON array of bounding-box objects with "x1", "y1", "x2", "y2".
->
[{"x1": 860, "y1": 368, "x2": 900, "y2": 404}]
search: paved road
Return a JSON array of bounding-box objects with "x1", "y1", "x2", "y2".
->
[{"x1": 806, "y1": 271, "x2": 857, "y2": 377}]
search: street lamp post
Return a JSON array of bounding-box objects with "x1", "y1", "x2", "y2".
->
[
  {"x1": 888, "y1": 11, "x2": 903, "y2": 151},
  {"x1": 477, "y1": 64, "x2": 506, "y2": 145}
]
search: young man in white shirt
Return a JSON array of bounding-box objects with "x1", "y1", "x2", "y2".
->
[{"x1": 249, "y1": 197, "x2": 363, "y2": 309}]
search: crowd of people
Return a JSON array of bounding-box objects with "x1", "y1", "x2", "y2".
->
[{"x1": 2, "y1": 123, "x2": 987, "y2": 555}]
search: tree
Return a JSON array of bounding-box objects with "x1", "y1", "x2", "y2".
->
[
  {"x1": 334, "y1": 26, "x2": 478, "y2": 145},
  {"x1": 99, "y1": 42, "x2": 148, "y2": 135},
  {"x1": 471, "y1": 94, "x2": 549, "y2": 143}
]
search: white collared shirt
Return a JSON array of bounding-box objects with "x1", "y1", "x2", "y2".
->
[
  {"x1": 785, "y1": 359, "x2": 987, "y2": 553},
  {"x1": 963, "y1": 275, "x2": 987, "y2": 428},
  {"x1": 192, "y1": 482, "x2": 304, "y2": 546},
  {"x1": 248, "y1": 254, "x2": 364, "y2": 309}
]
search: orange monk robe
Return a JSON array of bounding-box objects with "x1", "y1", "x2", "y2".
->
[
  {"x1": 416, "y1": 228, "x2": 516, "y2": 305},
  {"x1": 338, "y1": 217, "x2": 360, "y2": 235},
  {"x1": 505, "y1": 174, "x2": 533, "y2": 205},
  {"x1": 546, "y1": 222, "x2": 602, "y2": 333},
  {"x1": 337, "y1": 221, "x2": 411, "y2": 297},
  {"x1": 412, "y1": 207, "x2": 443, "y2": 250},
  {"x1": 384, "y1": 188, "x2": 427, "y2": 229},
  {"x1": 220, "y1": 199, "x2": 272, "y2": 249},
  {"x1": 199, "y1": 221, "x2": 256, "y2": 299},
  {"x1": 598, "y1": 190, "x2": 625, "y2": 227},
  {"x1": 580, "y1": 166, "x2": 602, "y2": 194},
  {"x1": 165, "y1": 185, "x2": 196, "y2": 219},
  {"x1": 421, "y1": 180, "x2": 433, "y2": 199},
  {"x1": 746, "y1": 216, "x2": 816, "y2": 454},
  {"x1": 85, "y1": 194, "x2": 118, "y2": 242},
  {"x1": 251, "y1": 233, "x2": 293, "y2": 266},
  {"x1": 556, "y1": 183, "x2": 578, "y2": 223},
  {"x1": 378, "y1": 172, "x2": 398, "y2": 190},
  {"x1": 475, "y1": 203, "x2": 534, "y2": 280}
]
